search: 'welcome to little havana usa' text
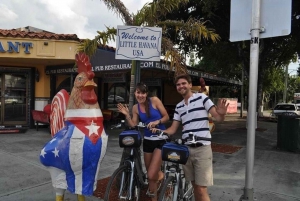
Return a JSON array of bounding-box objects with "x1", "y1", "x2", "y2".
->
[
  {"x1": 119, "y1": 32, "x2": 158, "y2": 57},
  {"x1": 120, "y1": 32, "x2": 157, "y2": 48}
]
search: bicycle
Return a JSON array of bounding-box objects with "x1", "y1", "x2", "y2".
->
[
  {"x1": 104, "y1": 121, "x2": 167, "y2": 201},
  {"x1": 158, "y1": 132, "x2": 211, "y2": 201}
]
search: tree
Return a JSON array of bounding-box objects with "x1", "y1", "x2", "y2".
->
[
  {"x1": 78, "y1": 0, "x2": 220, "y2": 111},
  {"x1": 287, "y1": 76, "x2": 300, "y2": 102},
  {"x1": 161, "y1": 0, "x2": 300, "y2": 112}
]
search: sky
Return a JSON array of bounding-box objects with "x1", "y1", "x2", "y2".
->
[
  {"x1": 288, "y1": 61, "x2": 299, "y2": 75},
  {"x1": 0, "y1": 0, "x2": 299, "y2": 72},
  {"x1": 0, "y1": 0, "x2": 149, "y2": 46}
]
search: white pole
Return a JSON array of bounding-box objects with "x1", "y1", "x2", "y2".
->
[
  {"x1": 242, "y1": 0, "x2": 261, "y2": 200},
  {"x1": 283, "y1": 65, "x2": 288, "y2": 103}
]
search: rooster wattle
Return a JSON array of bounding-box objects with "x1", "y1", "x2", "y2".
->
[{"x1": 40, "y1": 53, "x2": 108, "y2": 201}]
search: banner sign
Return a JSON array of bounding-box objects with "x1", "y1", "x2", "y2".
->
[
  {"x1": 116, "y1": 26, "x2": 162, "y2": 61},
  {"x1": 226, "y1": 98, "x2": 238, "y2": 114}
]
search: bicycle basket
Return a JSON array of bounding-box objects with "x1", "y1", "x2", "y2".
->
[
  {"x1": 161, "y1": 142, "x2": 189, "y2": 164},
  {"x1": 119, "y1": 130, "x2": 142, "y2": 148}
]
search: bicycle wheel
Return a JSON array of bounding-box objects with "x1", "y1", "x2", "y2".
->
[
  {"x1": 158, "y1": 176, "x2": 176, "y2": 201},
  {"x1": 183, "y1": 181, "x2": 194, "y2": 201},
  {"x1": 104, "y1": 164, "x2": 140, "y2": 201}
]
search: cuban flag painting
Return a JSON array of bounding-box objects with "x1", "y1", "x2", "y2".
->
[{"x1": 40, "y1": 109, "x2": 108, "y2": 196}]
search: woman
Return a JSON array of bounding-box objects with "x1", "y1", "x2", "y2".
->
[{"x1": 117, "y1": 82, "x2": 169, "y2": 201}]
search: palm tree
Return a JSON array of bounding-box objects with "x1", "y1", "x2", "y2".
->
[{"x1": 78, "y1": 0, "x2": 220, "y2": 111}]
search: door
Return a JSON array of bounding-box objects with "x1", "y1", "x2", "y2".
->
[{"x1": 0, "y1": 73, "x2": 29, "y2": 125}]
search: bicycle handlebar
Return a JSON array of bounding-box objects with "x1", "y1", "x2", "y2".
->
[
  {"x1": 149, "y1": 130, "x2": 170, "y2": 139},
  {"x1": 183, "y1": 132, "x2": 211, "y2": 145},
  {"x1": 111, "y1": 121, "x2": 148, "y2": 130}
]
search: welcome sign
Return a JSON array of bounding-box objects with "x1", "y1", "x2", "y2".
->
[{"x1": 116, "y1": 26, "x2": 162, "y2": 61}]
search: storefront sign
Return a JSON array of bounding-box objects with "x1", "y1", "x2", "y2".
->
[
  {"x1": 116, "y1": 26, "x2": 162, "y2": 61},
  {"x1": 45, "y1": 66, "x2": 77, "y2": 75},
  {"x1": 45, "y1": 48, "x2": 241, "y2": 86},
  {"x1": 0, "y1": 41, "x2": 33, "y2": 54},
  {"x1": 92, "y1": 63, "x2": 131, "y2": 71}
]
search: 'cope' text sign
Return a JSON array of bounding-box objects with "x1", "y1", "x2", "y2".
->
[{"x1": 116, "y1": 26, "x2": 162, "y2": 61}]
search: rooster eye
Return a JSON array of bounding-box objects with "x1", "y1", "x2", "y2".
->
[{"x1": 77, "y1": 77, "x2": 82, "y2": 81}]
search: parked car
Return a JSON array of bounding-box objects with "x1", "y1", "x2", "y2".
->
[
  {"x1": 108, "y1": 95, "x2": 124, "y2": 103},
  {"x1": 0, "y1": 98, "x2": 18, "y2": 106},
  {"x1": 5, "y1": 98, "x2": 18, "y2": 104},
  {"x1": 270, "y1": 103, "x2": 300, "y2": 120}
]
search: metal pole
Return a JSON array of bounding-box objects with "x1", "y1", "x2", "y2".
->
[
  {"x1": 241, "y1": 0, "x2": 261, "y2": 200},
  {"x1": 283, "y1": 65, "x2": 288, "y2": 103},
  {"x1": 133, "y1": 61, "x2": 141, "y2": 105},
  {"x1": 240, "y1": 69, "x2": 244, "y2": 117}
]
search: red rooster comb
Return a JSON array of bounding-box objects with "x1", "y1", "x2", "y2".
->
[{"x1": 75, "y1": 53, "x2": 92, "y2": 74}]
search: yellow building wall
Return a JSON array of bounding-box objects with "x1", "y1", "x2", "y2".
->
[
  {"x1": 0, "y1": 37, "x2": 79, "y2": 99},
  {"x1": 35, "y1": 65, "x2": 50, "y2": 98},
  {"x1": 0, "y1": 37, "x2": 78, "y2": 60}
]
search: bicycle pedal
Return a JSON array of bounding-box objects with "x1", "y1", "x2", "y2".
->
[{"x1": 146, "y1": 189, "x2": 156, "y2": 198}]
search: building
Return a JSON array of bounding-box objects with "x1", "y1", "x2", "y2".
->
[
  {"x1": 0, "y1": 26, "x2": 80, "y2": 132},
  {"x1": 0, "y1": 27, "x2": 242, "y2": 133}
]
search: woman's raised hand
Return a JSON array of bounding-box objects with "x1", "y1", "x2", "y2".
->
[{"x1": 117, "y1": 103, "x2": 129, "y2": 116}]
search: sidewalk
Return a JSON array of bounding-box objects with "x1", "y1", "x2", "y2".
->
[{"x1": 0, "y1": 113, "x2": 299, "y2": 201}]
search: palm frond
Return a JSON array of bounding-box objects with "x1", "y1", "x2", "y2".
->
[
  {"x1": 77, "y1": 27, "x2": 117, "y2": 56},
  {"x1": 100, "y1": 0, "x2": 133, "y2": 25},
  {"x1": 136, "y1": 0, "x2": 188, "y2": 27},
  {"x1": 161, "y1": 37, "x2": 187, "y2": 77},
  {"x1": 158, "y1": 18, "x2": 221, "y2": 43}
]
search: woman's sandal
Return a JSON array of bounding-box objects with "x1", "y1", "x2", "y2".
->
[{"x1": 146, "y1": 171, "x2": 165, "y2": 197}]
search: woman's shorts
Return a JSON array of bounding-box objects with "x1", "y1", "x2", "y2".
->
[{"x1": 143, "y1": 139, "x2": 166, "y2": 153}]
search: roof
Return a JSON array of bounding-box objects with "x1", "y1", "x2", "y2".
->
[{"x1": 0, "y1": 28, "x2": 80, "y2": 41}]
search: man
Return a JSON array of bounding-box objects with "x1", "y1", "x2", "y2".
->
[{"x1": 154, "y1": 74, "x2": 228, "y2": 201}]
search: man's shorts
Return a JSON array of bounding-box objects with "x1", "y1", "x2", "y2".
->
[
  {"x1": 143, "y1": 139, "x2": 166, "y2": 153},
  {"x1": 182, "y1": 144, "x2": 213, "y2": 186}
]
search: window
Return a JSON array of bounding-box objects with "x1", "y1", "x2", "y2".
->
[{"x1": 108, "y1": 84, "x2": 128, "y2": 107}]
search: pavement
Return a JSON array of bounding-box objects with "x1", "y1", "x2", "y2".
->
[{"x1": 0, "y1": 111, "x2": 300, "y2": 201}]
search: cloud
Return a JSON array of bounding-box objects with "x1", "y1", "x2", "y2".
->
[{"x1": 0, "y1": 0, "x2": 149, "y2": 43}]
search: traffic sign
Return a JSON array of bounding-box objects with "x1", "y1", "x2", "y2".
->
[{"x1": 230, "y1": 0, "x2": 292, "y2": 42}]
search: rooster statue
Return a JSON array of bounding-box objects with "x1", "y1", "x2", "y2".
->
[
  {"x1": 199, "y1": 77, "x2": 215, "y2": 132},
  {"x1": 40, "y1": 53, "x2": 108, "y2": 201}
]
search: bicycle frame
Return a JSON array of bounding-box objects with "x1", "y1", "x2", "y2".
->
[
  {"x1": 119, "y1": 146, "x2": 147, "y2": 200},
  {"x1": 165, "y1": 163, "x2": 181, "y2": 201}
]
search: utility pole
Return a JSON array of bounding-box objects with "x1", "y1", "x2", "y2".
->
[
  {"x1": 240, "y1": 69, "x2": 244, "y2": 117},
  {"x1": 241, "y1": 0, "x2": 261, "y2": 200},
  {"x1": 283, "y1": 65, "x2": 288, "y2": 103}
]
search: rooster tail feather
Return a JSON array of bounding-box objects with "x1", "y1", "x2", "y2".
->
[{"x1": 50, "y1": 89, "x2": 69, "y2": 137}]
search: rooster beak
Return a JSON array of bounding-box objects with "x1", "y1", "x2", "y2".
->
[{"x1": 84, "y1": 80, "x2": 97, "y2": 87}]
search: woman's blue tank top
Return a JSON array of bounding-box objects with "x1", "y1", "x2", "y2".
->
[{"x1": 138, "y1": 98, "x2": 166, "y2": 138}]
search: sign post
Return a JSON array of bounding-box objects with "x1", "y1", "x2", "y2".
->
[
  {"x1": 241, "y1": 0, "x2": 261, "y2": 200},
  {"x1": 230, "y1": 0, "x2": 292, "y2": 201},
  {"x1": 115, "y1": 25, "x2": 162, "y2": 108}
]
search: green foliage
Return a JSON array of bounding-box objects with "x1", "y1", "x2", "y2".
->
[
  {"x1": 262, "y1": 68, "x2": 285, "y2": 93},
  {"x1": 160, "y1": 0, "x2": 300, "y2": 109},
  {"x1": 287, "y1": 76, "x2": 300, "y2": 102}
]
